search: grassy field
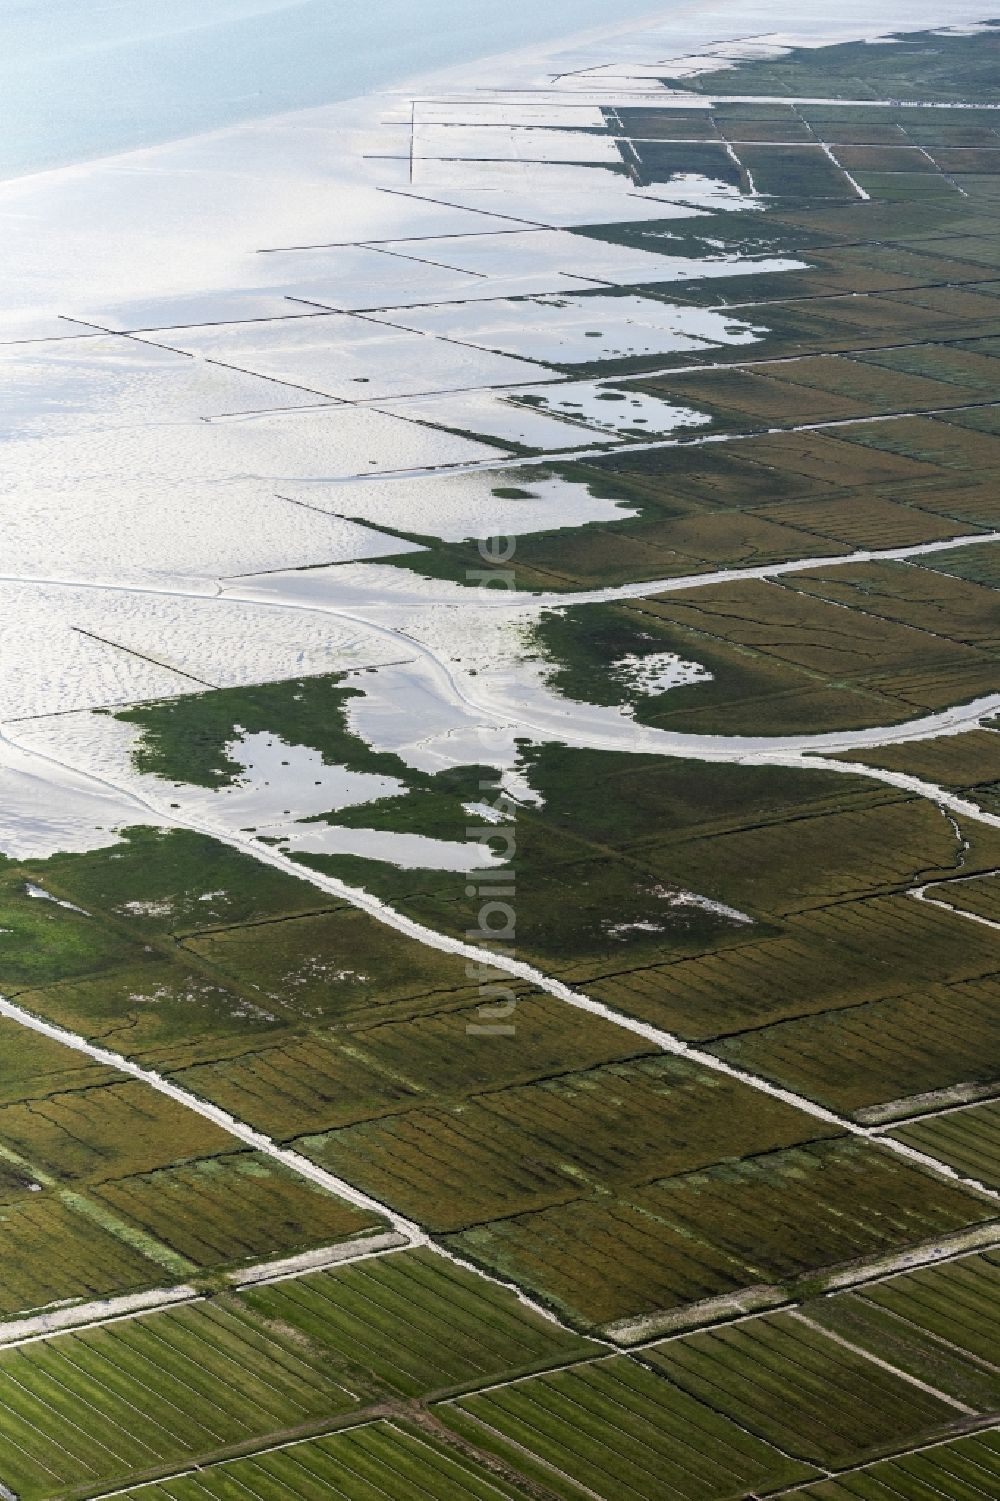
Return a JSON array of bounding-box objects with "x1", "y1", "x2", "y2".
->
[
  {"x1": 637, "y1": 576, "x2": 1000, "y2": 717},
  {"x1": 91, "y1": 1152, "x2": 381, "y2": 1270},
  {"x1": 0, "y1": 1193, "x2": 175, "y2": 1320},
  {"x1": 294, "y1": 1053, "x2": 832, "y2": 1232},
  {"x1": 835, "y1": 1248, "x2": 1000, "y2": 1367},
  {"x1": 838, "y1": 728, "x2": 1000, "y2": 784},
  {"x1": 708, "y1": 976, "x2": 1000, "y2": 1117},
  {"x1": 645, "y1": 1310, "x2": 966, "y2": 1468},
  {"x1": 889, "y1": 1100, "x2": 1000, "y2": 1189},
  {"x1": 781, "y1": 1431, "x2": 1000, "y2": 1499},
  {"x1": 444, "y1": 1356, "x2": 817, "y2": 1500},
  {"x1": 118, "y1": 1423, "x2": 527, "y2": 1501},
  {"x1": 0, "y1": 1248, "x2": 588, "y2": 1500},
  {"x1": 92, "y1": 1247, "x2": 997, "y2": 1501},
  {"x1": 806, "y1": 1283, "x2": 1000, "y2": 1413},
  {"x1": 0, "y1": 927, "x2": 386, "y2": 1310},
  {"x1": 444, "y1": 1138, "x2": 992, "y2": 1330},
  {"x1": 171, "y1": 988, "x2": 640, "y2": 1140},
  {"x1": 591, "y1": 893, "x2": 1000, "y2": 1036}
]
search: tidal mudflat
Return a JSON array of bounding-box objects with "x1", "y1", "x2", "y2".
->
[{"x1": 3, "y1": 5, "x2": 1000, "y2": 1499}]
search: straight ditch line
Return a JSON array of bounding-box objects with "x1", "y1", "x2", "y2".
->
[{"x1": 786, "y1": 1309, "x2": 976, "y2": 1413}]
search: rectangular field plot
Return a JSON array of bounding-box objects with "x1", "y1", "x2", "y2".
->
[
  {"x1": 763, "y1": 352, "x2": 980, "y2": 412},
  {"x1": 939, "y1": 403, "x2": 1000, "y2": 438},
  {"x1": 173, "y1": 990, "x2": 639, "y2": 1140},
  {"x1": 0, "y1": 1295, "x2": 358, "y2": 1500},
  {"x1": 782, "y1": 1430, "x2": 1000, "y2": 1499},
  {"x1": 857, "y1": 341, "x2": 1000, "y2": 393},
  {"x1": 445, "y1": 1138, "x2": 992, "y2": 1331},
  {"x1": 242, "y1": 1247, "x2": 593, "y2": 1398},
  {"x1": 92, "y1": 1151, "x2": 382, "y2": 1270},
  {"x1": 923, "y1": 538, "x2": 1000, "y2": 590},
  {"x1": 0, "y1": 1082, "x2": 366, "y2": 1286},
  {"x1": 0, "y1": 1078, "x2": 233, "y2": 1184},
  {"x1": 837, "y1": 415, "x2": 1000, "y2": 474},
  {"x1": 854, "y1": 1248, "x2": 1000, "y2": 1368},
  {"x1": 835, "y1": 728, "x2": 1000, "y2": 790},
  {"x1": 644, "y1": 796, "x2": 970, "y2": 920},
  {"x1": 592, "y1": 894, "x2": 1000, "y2": 1037},
  {"x1": 931, "y1": 870, "x2": 1000, "y2": 923},
  {"x1": 0, "y1": 1017, "x2": 120, "y2": 1105},
  {"x1": 10, "y1": 957, "x2": 288, "y2": 1071},
  {"x1": 641, "y1": 575, "x2": 1000, "y2": 712},
  {"x1": 848, "y1": 172, "x2": 961, "y2": 203},
  {"x1": 0, "y1": 1193, "x2": 171, "y2": 1320},
  {"x1": 293, "y1": 1054, "x2": 829, "y2": 1231},
  {"x1": 631, "y1": 140, "x2": 742, "y2": 187},
  {"x1": 0, "y1": 1248, "x2": 585, "y2": 1499},
  {"x1": 709, "y1": 977, "x2": 1000, "y2": 1116},
  {"x1": 180, "y1": 906, "x2": 479, "y2": 1025},
  {"x1": 444, "y1": 1356, "x2": 817, "y2": 1500},
  {"x1": 803, "y1": 1286, "x2": 1000, "y2": 1415},
  {"x1": 119, "y1": 1422, "x2": 524, "y2": 1501},
  {"x1": 646, "y1": 1309, "x2": 972, "y2": 1470},
  {"x1": 786, "y1": 562, "x2": 1000, "y2": 650},
  {"x1": 737, "y1": 144, "x2": 858, "y2": 197},
  {"x1": 769, "y1": 291, "x2": 988, "y2": 349},
  {"x1": 637, "y1": 367, "x2": 867, "y2": 426},
  {"x1": 834, "y1": 143, "x2": 937, "y2": 173},
  {"x1": 739, "y1": 427, "x2": 946, "y2": 489},
  {"x1": 719, "y1": 116, "x2": 816, "y2": 145},
  {"x1": 614, "y1": 107, "x2": 718, "y2": 141},
  {"x1": 752, "y1": 491, "x2": 970, "y2": 549},
  {"x1": 889, "y1": 1098, "x2": 1000, "y2": 1188}
]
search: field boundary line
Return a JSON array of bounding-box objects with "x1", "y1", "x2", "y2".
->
[
  {"x1": 228, "y1": 1231, "x2": 410, "y2": 1289},
  {"x1": 869, "y1": 1087, "x2": 1000, "y2": 1131},
  {"x1": 819, "y1": 1221, "x2": 1000, "y2": 1292},
  {"x1": 612, "y1": 1225, "x2": 1000, "y2": 1348},
  {"x1": 858, "y1": 1080, "x2": 1000, "y2": 1127},
  {"x1": 0, "y1": 990, "x2": 426, "y2": 1240},
  {"x1": 852, "y1": 1291, "x2": 1000, "y2": 1378},
  {"x1": 787, "y1": 1309, "x2": 977, "y2": 1414},
  {"x1": 0, "y1": 1284, "x2": 202, "y2": 1351},
  {"x1": 437, "y1": 1403, "x2": 607, "y2": 1501},
  {"x1": 766, "y1": 1417, "x2": 1000, "y2": 1497}
]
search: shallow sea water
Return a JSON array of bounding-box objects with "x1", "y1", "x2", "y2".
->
[{"x1": 0, "y1": 0, "x2": 670, "y2": 179}]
